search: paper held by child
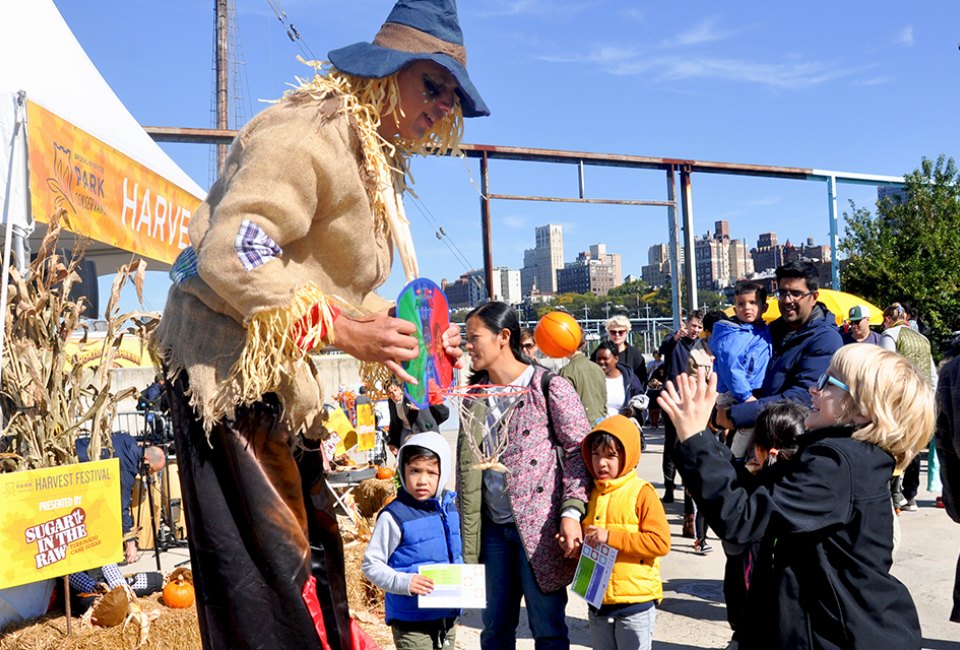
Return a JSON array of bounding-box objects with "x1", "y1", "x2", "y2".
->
[
  {"x1": 570, "y1": 542, "x2": 618, "y2": 609},
  {"x1": 416, "y1": 564, "x2": 486, "y2": 609}
]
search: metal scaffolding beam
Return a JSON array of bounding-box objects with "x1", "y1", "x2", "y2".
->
[{"x1": 143, "y1": 126, "x2": 904, "y2": 309}]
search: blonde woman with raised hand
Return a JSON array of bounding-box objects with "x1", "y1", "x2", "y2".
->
[{"x1": 658, "y1": 344, "x2": 932, "y2": 650}]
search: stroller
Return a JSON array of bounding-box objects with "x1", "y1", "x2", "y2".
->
[{"x1": 621, "y1": 393, "x2": 649, "y2": 452}]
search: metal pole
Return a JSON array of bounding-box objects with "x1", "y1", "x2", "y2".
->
[
  {"x1": 680, "y1": 167, "x2": 698, "y2": 313},
  {"x1": 665, "y1": 166, "x2": 682, "y2": 330},
  {"x1": 0, "y1": 92, "x2": 30, "y2": 434},
  {"x1": 64, "y1": 576, "x2": 72, "y2": 635},
  {"x1": 215, "y1": 0, "x2": 229, "y2": 173},
  {"x1": 578, "y1": 160, "x2": 586, "y2": 199},
  {"x1": 644, "y1": 303, "x2": 653, "y2": 354},
  {"x1": 827, "y1": 175, "x2": 840, "y2": 290},
  {"x1": 480, "y1": 152, "x2": 494, "y2": 298}
]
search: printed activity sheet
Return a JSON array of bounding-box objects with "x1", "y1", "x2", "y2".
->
[
  {"x1": 417, "y1": 563, "x2": 486, "y2": 609},
  {"x1": 570, "y1": 542, "x2": 618, "y2": 608}
]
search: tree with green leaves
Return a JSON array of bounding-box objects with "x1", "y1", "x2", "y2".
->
[{"x1": 840, "y1": 155, "x2": 960, "y2": 354}]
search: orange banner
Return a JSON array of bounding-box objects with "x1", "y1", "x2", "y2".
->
[{"x1": 26, "y1": 100, "x2": 202, "y2": 264}]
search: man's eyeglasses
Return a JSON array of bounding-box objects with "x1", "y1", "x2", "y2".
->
[
  {"x1": 608, "y1": 329, "x2": 628, "y2": 336},
  {"x1": 775, "y1": 289, "x2": 814, "y2": 301},
  {"x1": 816, "y1": 373, "x2": 849, "y2": 393},
  {"x1": 521, "y1": 342, "x2": 535, "y2": 351}
]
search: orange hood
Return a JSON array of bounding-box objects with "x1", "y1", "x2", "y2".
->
[{"x1": 581, "y1": 414, "x2": 641, "y2": 479}]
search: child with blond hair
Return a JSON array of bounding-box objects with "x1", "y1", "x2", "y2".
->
[{"x1": 659, "y1": 344, "x2": 932, "y2": 649}]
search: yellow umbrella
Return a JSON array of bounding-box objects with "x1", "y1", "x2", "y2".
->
[{"x1": 723, "y1": 289, "x2": 883, "y2": 326}]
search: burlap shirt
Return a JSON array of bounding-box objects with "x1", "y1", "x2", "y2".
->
[{"x1": 153, "y1": 92, "x2": 393, "y2": 439}]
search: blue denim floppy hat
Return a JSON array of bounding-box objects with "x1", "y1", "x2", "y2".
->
[{"x1": 327, "y1": 0, "x2": 489, "y2": 118}]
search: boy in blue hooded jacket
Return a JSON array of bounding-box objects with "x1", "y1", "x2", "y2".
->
[
  {"x1": 362, "y1": 431, "x2": 462, "y2": 649},
  {"x1": 709, "y1": 280, "x2": 772, "y2": 456}
]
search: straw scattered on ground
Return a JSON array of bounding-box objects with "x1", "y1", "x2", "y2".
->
[
  {"x1": 342, "y1": 514, "x2": 393, "y2": 649},
  {"x1": 0, "y1": 593, "x2": 200, "y2": 650}
]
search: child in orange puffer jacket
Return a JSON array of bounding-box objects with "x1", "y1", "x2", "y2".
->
[{"x1": 581, "y1": 415, "x2": 672, "y2": 650}]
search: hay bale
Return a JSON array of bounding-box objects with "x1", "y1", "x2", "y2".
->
[
  {"x1": 343, "y1": 537, "x2": 384, "y2": 613},
  {"x1": 0, "y1": 592, "x2": 200, "y2": 650},
  {"x1": 342, "y1": 533, "x2": 393, "y2": 647},
  {"x1": 353, "y1": 478, "x2": 396, "y2": 518},
  {"x1": 0, "y1": 572, "x2": 392, "y2": 650}
]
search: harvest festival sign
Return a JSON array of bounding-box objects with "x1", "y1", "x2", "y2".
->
[{"x1": 0, "y1": 459, "x2": 123, "y2": 589}]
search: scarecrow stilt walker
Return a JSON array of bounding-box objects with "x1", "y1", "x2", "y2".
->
[{"x1": 152, "y1": 1, "x2": 488, "y2": 647}]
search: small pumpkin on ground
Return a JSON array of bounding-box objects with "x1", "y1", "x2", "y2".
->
[{"x1": 163, "y1": 567, "x2": 195, "y2": 608}]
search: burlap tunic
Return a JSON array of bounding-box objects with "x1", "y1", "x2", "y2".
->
[{"x1": 154, "y1": 92, "x2": 393, "y2": 440}]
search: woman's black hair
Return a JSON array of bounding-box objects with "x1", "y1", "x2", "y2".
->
[
  {"x1": 595, "y1": 340, "x2": 620, "y2": 358},
  {"x1": 587, "y1": 430, "x2": 624, "y2": 456},
  {"x1": 465, "y1": 301, "x2": 530, "y2": 384},
  {"x1": 754, "y1": 401, "x2": 807, "y2": 461},
  {"x1": 401, "y1": 445, "x2": 440, "y2": 469}
]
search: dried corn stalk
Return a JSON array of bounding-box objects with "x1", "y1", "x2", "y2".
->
[{"x1": 0, "y1": 209, "x2": 159, "y2": 471}]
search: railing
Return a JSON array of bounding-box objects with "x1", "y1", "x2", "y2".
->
[
  {"x1": 115, "y1": 411, "x2": 148, "y2": 437},
  {"x1": 114, "y1": 410, "x2": 174, "y2": 442}
]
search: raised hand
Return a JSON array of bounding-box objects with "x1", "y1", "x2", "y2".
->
[{"x1": 657, "y1": 369, "x2": 718, "y2": 443}]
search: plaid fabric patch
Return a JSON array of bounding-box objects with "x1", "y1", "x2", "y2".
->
[
  {"x1": 69, "y1": 570, "x2": 97, "y2": 594},
  {"x1": 169, "y1": 247, "x2": 199, "y2": 285},
  {"x1": 235, "y1": 219, "x2": 282, "y2": 271}
]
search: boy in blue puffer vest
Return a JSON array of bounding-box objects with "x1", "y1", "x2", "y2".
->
[{"x1": 362, "y1": 431, "x2": 461, "y2": 649}]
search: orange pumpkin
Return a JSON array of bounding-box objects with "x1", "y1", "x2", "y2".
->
[
  {"x1": 376, "y1": 465, "x2": 395, "y2": 480},
  {"x1": 163, "y1": 576, "x2": 195, "y2": 608}
]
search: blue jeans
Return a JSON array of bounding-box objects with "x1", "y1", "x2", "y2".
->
[
  {"x1": 588, "y1": 605, "x2": 657, "y2": 650},
  {"x1": 480, "y1": 518, "x2": 569, "y2": 650}
]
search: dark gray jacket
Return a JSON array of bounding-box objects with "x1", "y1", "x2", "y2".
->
[{"x1": 677, "y1": 426, "x2": 921, "y2": 649}]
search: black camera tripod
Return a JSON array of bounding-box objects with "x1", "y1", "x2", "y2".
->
[{"x1": 134, "y1": 434, "x2": 188, "y2": 571}]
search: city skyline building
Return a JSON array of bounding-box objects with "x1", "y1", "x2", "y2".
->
[
  {"x1": 641, "y1": 243, "x2": 684, "y2": 288},
  {"x1": 751, "y1": 232, "x2": 831, "y2": 274},
  {"x1": 557, "y1": 245, "x2": 621, "y2": 296},
  {"x1": 695, "y1": 220, "x2": 754, "y2": 290},
  {"x1": 520, "y1": 224, "x2": 564, "y2": 295},
  {"x1": 444, "y1": 266, "x2": 521, "y2": 309}
]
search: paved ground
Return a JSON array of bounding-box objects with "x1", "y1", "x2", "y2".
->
[
  {"x1": 449, "y1": 426, "x2": 960, "y2": 650},
  {"x1": 128, "y1": 425, "x2": 960, "y2": 649}
]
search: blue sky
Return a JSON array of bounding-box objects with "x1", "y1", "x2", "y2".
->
[{"x1": 53, "y1": 0, "x2": 959, "y2": 315}]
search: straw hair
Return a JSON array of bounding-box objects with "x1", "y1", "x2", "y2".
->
[
  {"x1": 290, "y1": 61, "x2": 464, "y2": 193},
  {"x1": 829, "y1": 344, "x2": 935, "y2": 470}
]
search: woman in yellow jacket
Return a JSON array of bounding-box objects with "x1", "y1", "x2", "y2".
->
[{"x1": 581, "y1": 415, "x2": 672, "y2": 650}]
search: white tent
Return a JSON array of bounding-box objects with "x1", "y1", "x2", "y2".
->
[
  {"x1": 0, "y1": 2, "x2": 205, "y2": 625},
  {"x1": 0, "y1": 0, "x2": 204, "y2": 244}
]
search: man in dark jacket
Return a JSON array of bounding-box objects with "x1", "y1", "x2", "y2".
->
[
  {"x1": 76, "y1": 433, "x2": 166, "y2": 564},
  {"x1": 936, "y1": 353, "x2": 960, "y2": 622},
  {"x1": 717, "y1": 262, "x2": 843, "y2": 430},
  {"x1": 658, "y1": 310, "x2": 705, "y2": 503}
]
